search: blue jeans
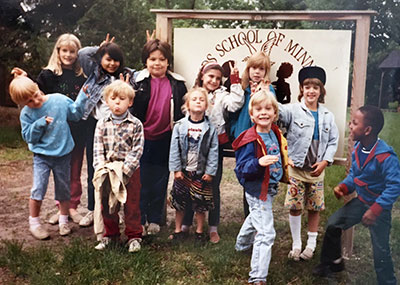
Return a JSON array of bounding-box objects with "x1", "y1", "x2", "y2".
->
[
  {"x1": 320, "y1": 198, "x2": 396, "y2": 285},
  {"x1": 31, "y1": 153, "x2": 71, "y2": 201},
  {"x1": 236, "y1": 193, "x2": 276, "y2": 283},
  {"x1": 140, "y1": 134, "x2": 171, "y2": 225}
]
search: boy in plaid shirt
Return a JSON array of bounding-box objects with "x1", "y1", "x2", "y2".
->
[{"x1": 93, "y1": 80, "x2": 144, "y2": 252}]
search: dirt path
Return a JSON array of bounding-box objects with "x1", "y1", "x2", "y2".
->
[{"x1": 0, "y1": 156, "x2": 244, "y2": 247}]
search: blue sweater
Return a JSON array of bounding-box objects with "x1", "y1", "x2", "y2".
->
[
  {"x1": 339, "y1": 139, "x2": 400, "y2": 216},
  {"x1": 20, "y1": 93, "x2": 87, "y2": 157}
]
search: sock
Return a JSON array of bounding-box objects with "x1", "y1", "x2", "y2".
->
[
  {"x1": 59, "y1": 214, "x2": 68, "y2": 225},
  {"x1": 306, "y1": 231, "x2": 318, "y2": 251},
  {"x1": 289, "y1": 214, "x2": 302, "y2": 250},
  {"x1": 209, "y1": 226, "x2": 218, "y2": 233},
  {"x1": 333, "y1": 257, "x2": 343, "y2": 264},
  {"x1": 29, "y1": 216, "x2": 40, "y2": 230},
  {"x1": 181, "y1": 225, "x2": 190, "y2": 233}
]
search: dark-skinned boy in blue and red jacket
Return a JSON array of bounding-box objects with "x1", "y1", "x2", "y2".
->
[{"x1": 313, "y1": 105, "x2": 400, "y2": 285}]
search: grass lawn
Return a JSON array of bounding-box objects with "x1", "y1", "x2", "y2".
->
[{"x1": 0, "y1": 111, "x2": 399, "y2": 284}]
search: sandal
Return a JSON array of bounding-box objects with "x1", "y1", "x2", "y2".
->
[
  {"x1": 300, "y1": 247, "x2": 314, "y2": 260},
  {"x1": 288, "y1": 248, "x2": 301, "y2": 261},
  {"x1": 168, "y1": 232, "x2": 186, "y2": 241}
]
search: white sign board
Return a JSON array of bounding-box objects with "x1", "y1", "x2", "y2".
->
[{"x1": 174, "y1": 28, "x2": 352, "y2": 157}]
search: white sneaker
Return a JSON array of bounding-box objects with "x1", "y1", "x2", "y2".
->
[
  {"x1": 95, "y1": 237, "x2": 111, "y2": 250},
  {"x1": 79, "y1": 211, "x2": 94, "y2": 227},
  {"x1": 147, "y1": 223, "x2": 160, "y2": 235},
  {"x1": 30, "y1": 225, "x2": 50, "y2": 240},
  {"x1": 128, "y1": 238, "x2": 141, "y2": 253},
  {"x1": 59, "y1": 223, "x2": 71, "y2": 236},
  {"x1": 48, "y1": 211, "x2": 60, "y2": 225}
]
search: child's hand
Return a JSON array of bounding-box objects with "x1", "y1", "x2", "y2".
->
[
  {"x1": 119, "y1": 73, "x2": 130, "y2": 83},
  {"x1": 146, "y1": 30, "x2": 156, "y2": 42},
  {"x1": 82, "y1": 85, "x2": 90, "y2": 97},
  {"x1": 333, "y1": 186, "x2": 345, "y2": 199},
  {"x1": 45, "y1": 116, "x2": 54, "y2": 124},
  {"x1": 174, "y1": 171, "x2": 184, "y2": 180},
  {"x1": 202, "y1": 174, "x2": 213, "y2": 182},
  {"x1": 310, "y1": 160, "x2": 328, "y2": 177},
  {"x1": 362, "y1": 209, "x2": 377, "y2": 226},
  {"x1": 11, "y1": 67, "x2": 28, "y2": 78},
  {"x1": 250, "y1": 81, "x2": 258, "y2": 94},
  {"x1": 258, "y1": 155, "x2": 279, "y2": 167},
  {"x1": 288, "y1": 157, "x2": 294, "y2": 167},
  {"x1": 229, "y1": 61, "x2": 239, "y2": 76},
  {"x1": 100, "y1": 33, "x2": 115, "y2": 47}
]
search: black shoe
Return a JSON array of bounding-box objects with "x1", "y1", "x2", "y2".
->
[
  {"x1": 313, "y1": 260, "x2": 345, "y2": 277},
  {"x1": 168, "y1": 231, "x2": 187, "y2": 242},
  {"x1": 194, "y1": 232, "x2": 206, "y2": 244}
]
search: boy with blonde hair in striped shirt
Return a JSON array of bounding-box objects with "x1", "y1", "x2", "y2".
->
[{"x1": 93, "y1": 80, "x2": 144, "y2": 252}]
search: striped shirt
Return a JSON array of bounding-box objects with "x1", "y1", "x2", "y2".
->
[{"x1": 93, "y1": 112, "x2": 144, "y2": 177}]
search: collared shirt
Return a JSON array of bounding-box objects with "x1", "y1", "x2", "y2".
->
[{"x1": 93, "y1": 112, "x2": 144, "y2": 177}]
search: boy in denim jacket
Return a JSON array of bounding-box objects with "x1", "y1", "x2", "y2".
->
[
  {"x1": 232, "y1": 89, "x2": 290, "y2": 285},
  {"x1": 313, "y1": 105, "x2": 400, "y2": 284}
]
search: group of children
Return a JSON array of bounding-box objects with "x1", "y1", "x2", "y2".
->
[{"x1": 8, "y1": 32, "x2": 399, "y2": 285}]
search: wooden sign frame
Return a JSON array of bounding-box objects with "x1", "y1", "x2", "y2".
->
[{"x1": 151, "y1": 9, "x2": 377, "y2": 256}]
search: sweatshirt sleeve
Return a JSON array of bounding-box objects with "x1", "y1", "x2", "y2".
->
[
  {"x1": 66, "y1": 89, "x2": 88, "y2": 122},
  {"x1": 20, "y1": 111, "x2": 48, "y2": 145}
]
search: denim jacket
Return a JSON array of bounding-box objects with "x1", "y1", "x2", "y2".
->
[
  {"x1": 78, "y1": 46, "x2": 134, "y2": 120},
  {"x1": 169, "y1": 116, "x2": 219, "y2": 176},
  {"x1": 278, "y1": 99, "x2": 339, "y2": 167}
]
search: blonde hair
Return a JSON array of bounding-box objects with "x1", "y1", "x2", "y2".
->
[
  {"x1": 9, "y1": 76, "x2": 39, "y2": 105},
  {"x1": 241, "y1": 51, "x2": 271, "y2": 90},
  {"x1": 298, "y1": 78, "x2": 326, "y2": 103},
  {"x1": 103, "y1": 80, "x2": 135, "y2": 101},
  {"x1": 182, "y1": 87, "x2": 209, "y2": 114},
  {"x1": 249, "y1": 88, "x2": 279, "y2": 122},
  {"x1": 45, "y1": 33, "x2": 83, "y2": 76}
]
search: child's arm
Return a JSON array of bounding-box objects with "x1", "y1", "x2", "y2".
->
[
  {"x1": 320, "y1": 113, "x2": 339, "y2": 165},
  {"x1": 169, "y1": 123, "x2": 183, "y2": 174},
  {"x1": 20, "y1": 112, "x2": 51, "y2": 144},
  {"x1": 93, "y1": 120, "x2": 106, "y2": 171},
  {"x1": 66, "y1": 86, "x2": 89, "y2": 122},
  {"x1": 234, "y1": 143, "x2": 265, "y2": 184},
  {"x1": 78, "y1": 46, "x2": 99, "y2": 77},
  {"x1": 277, "y1": 102, "x2": 293, "y2": 128},
  {"x1": 122, "y1": 121, "x2": 144, "y2": 178},
  {"x1": 364, "y1": 152, "x2": 400, "y2": 224},
  {"x1": 203, "y1": 127, "x2": 219, "y2": 179},
  {"x1": 221, "y1": 62, "x2": 244, "y2": 112}
]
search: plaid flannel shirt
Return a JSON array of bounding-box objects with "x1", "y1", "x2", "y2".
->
[{"x1": 93, "y1": 112, "x2": 144, "y2": 177}]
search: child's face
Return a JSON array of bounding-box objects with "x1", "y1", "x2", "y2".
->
[
  {"x1": 349, "y1": 110, "x2": 367, "y2": 141},
  {"x1": 250, "y1": 101, "x2": 276, "y2": 132},
  {"x1": 59, "y1": 44, "x2": 78, "y2": 69},
  {"x1": 187, "y1": 91, "x2": 207, "y2": 116},
  {"x1": 23, "y1": 90, "x2": 47, "y2": 109},
  {"x1": 201, "y1": 69, "x2": 222, "y2": 92},
  {"x1": 146, "y1": 49, "x2": 168, "y2": 78},
  {"x1": 302, "y1": 83, "x2": 321, "y2": 108},
  {"x1": 106, "y1": 93, "x2": 133, "y2": 116},
  {"x1": 249, "y1": 66, "x2": 266, "y2": 83},
  {"x1": 101, "y1": 53, "x2": 121, "y2": 74}
]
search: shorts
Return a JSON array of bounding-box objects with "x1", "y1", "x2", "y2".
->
[
  {"x1": 170, "y1": 170, "x2": 213, "y2": 213},
  {"x1": 284, "y1": 175, "x2": 325, "y2": 212},
  {"x1": 30, "y1": 153, "x2": 71, "y2": 201}
]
